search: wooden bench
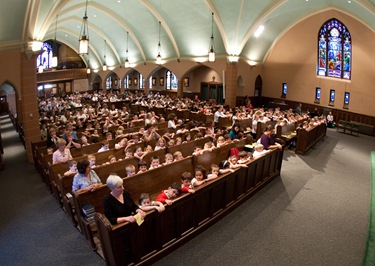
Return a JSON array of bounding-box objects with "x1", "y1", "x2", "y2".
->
[
  {"x1": 336, "y1": 120, "x2": 359, "y2": 136},
  {"x1": 295, "y1": 123, "x2": 327, "y2": 155},
  {"x1": 72, "y1": 156, "x2": 195, "y2": 249},
  {"x1": 95, "y1": 147, "x2": 284, "y2": 265}
]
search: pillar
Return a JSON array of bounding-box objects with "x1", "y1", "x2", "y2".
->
[
  {"x1": 225, "y1": 62, "x2": 238, "y2": 108},
  {"x1": 21, "y1": 52, "x2": 42, "y2": 163},
  {"x1": 177, "y1": 79, "x2": 183, "y2": 98}
]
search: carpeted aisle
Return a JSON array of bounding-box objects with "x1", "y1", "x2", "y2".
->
[{"x1": 0, "y1": 115, "x2": 105, "y2": 266}]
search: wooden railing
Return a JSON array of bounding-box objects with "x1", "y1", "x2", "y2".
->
[{"x1": 37, "y1": 69, "x2": 88, "y2": 83}]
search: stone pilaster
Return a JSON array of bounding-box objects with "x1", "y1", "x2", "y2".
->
[
  {"x1": 225, "y1": 62, "x2": 238, "y2": 108},
  {"x1": 21, "y1": 52, "x2": 41, "y2": 163},
  {"x1": 177, "y1": 79, "x2": 183, "y2": 98}
]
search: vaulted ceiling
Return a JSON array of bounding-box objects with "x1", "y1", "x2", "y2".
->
[{"x1": 1, "y1": 0, "x2": 375, "y2": 71}]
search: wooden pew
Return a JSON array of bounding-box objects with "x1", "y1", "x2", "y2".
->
[
  {"x1": 218, "y1": 116, "x2": 232, "y2": 130},
  {"x1": 295, "y1": 123, "x2": 327, "y2": 155},
  {"x1": 95, "y1": 148, "x2": 283, "y2": 265},
  {"x1": 167, "y1": 136, "x2": 212, "y2": 157},
  {"x1": 72, "y1": 156, "x2": 194, "y2": 249}
]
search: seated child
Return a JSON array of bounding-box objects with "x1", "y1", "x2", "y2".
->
[
  {"x1": 173, "y1": 151, "x2": 184, "y2": 161},
  {"x1": 134, "y1": 145, "x2": 147, "y2": 160},
  {"x1": 124, "y1": 147, "x2": 133, "y2": 159},
  {"x1": 64, "y1": 160, "x2": 77, "y2": 176},
  {"x1": 203, "y1": 141, "x2": 215, "y2": 152},
  {"x1": 144, "y1": 145, "x2": 153, "y2": 153},
  {"x1": 149, "y1": 156, "x2": 161, "y2": 170},
  {"x1": 237, "y1": 151, "x2": 252, "y2": 164},
  {"x1": 125, "y1": 164, "x2": 136, "y2": 177},
  {"x1": 46, "y1": 147, "x2": 54, "y2": 155},
  {"x1": 181, "y1": 172, "x2": 195, "y2": 193},
  {"x1": 155, "y1": 182, "x2": 181, "y2": 205},
  {"x1": 210, "y1": 163, "x2": 234, "y2": 177},
  {"x1": 253, "y1": 144, "x2": 268, "y2": 158},
  {"x1": 154, "y1": 137, "x2": 166, "y2": 151},
  {"x1": 191, "y1": 165, "x2": 208, "y2": 188},
  {"x1": 163, "y1": 153, "x2": 174, "y2": 165},
  {"x1": 87, "y1": 154, "x2": 96, "y2": 168},
  {"x1": 107, "y1": 155, "x2": 117, "y2": 164},
  {"x1": 228, "y1": 155, "x2": 248, "y2": 169},
  {"x1": 175, "y1": 137, "x2": 182, "y2": 146},
  {"x1": 97, "y1": 140, "x2": 109, "y2": 153},
  {"x1": 168, "y1": 139, "x2": 176, "y2": 147},
  {"x1": 137, "y1": 160, "x2": 148, "y2": 174},
  {"x1": 183, "y1": 133, "x2": 191, "y2": 143},
  {"x1": 139, "y1": 193, "x2": 165, "y2": 213},
  {"x1": 216, "y1": 136, "x2": 226, "y2": 147},
  {"x1": 192, "y1": 146, "x2": 204, "y2": 156},
  {"x1": 115, "y1": 138, "x2": 128, "y2": 150}
]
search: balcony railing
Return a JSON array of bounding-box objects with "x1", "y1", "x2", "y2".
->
[{"x1": 37, "y1": 69, "x2": 88, "y2": 83}]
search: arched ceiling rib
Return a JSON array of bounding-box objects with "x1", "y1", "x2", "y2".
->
[{"x1": 2, "y1": 0, "x2": 375, "y2": 70}]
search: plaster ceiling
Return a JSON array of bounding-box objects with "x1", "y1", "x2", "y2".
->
[{"x1": 1, "y1": 0, "x2": 375, "y2": 70}]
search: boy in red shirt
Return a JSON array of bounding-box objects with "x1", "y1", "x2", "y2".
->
[{"x1": 155, "y1": 182, "x2": 181, "y2": 205}]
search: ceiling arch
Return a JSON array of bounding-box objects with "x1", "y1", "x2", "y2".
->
[{"x1": 2, "y1": 0, "x2": 375, "y2": 70}]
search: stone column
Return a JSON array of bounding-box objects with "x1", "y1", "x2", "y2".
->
[
  {"x1": 143, "y1": 78, "x2": 149, "y2": 95},
  {"x1": 177, "y1": 79, "x2": 184, "y2": 98},
  {"x1": 225, "y1": 62, "x2": 238, "y2": 108},
  {"x1": 21, "y1": 52, "x2": 42, "y2": 163}
]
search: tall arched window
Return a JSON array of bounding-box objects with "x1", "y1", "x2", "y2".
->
[
  {"x1": 317, "y1": 18, "x2": 351, "y2": 80},
  {"x1": 166, "y1": 70, "x2": 178, "y2": 90}
]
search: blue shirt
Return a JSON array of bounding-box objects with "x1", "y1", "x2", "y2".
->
[{"x1": 72, "y1": 170, "x2": 102, "y2": 191}]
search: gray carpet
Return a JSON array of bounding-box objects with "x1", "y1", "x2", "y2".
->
[
  {"x1": 0, "y1": 115, "x2": 105, "y2": 266},
  {"x1": 155, "y1": 129, "x2": 373, "y2": 266},
  {"x1": 0, "y1": 114, "x2": 373, "y2": 266}
]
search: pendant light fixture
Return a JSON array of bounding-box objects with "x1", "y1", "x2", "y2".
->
[
  {"x1": 208, "y1": 12, "x2": 215, "y2": 62},
  {"x1": 156, "y1": 21, "x2": 162, "y2": 65},
  {"x1": 79, "y1": 0, "x2": 89, "y2": 54},
  {"x1": 103, "y1": 39, "x2": 107, "y2": 71},
  {"x1": 124, "y1": 31, "x2": 130, "y2": 68}
]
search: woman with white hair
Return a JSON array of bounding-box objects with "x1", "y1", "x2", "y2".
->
[
  {"x1": 103, "y1": 174, "x2": 146, "y2": 224},
  {"x1": 52, "y1": 138, "x2": 73, "y2": 164}
]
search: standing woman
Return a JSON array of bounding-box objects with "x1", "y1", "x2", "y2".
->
[
  {"x1": 72, "y1": 160, "x2": 102, "y2": 193},
  {"x1": 104, "y1": 174, "x2": 146, "y2": 224}
]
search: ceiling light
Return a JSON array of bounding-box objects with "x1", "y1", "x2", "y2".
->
[
  {"x1": 208, "y1": 12, "x2": 215, "y2": 62},
  {"x1": 103, "y1": 39, "x2": 107, "y2": 71},
  {"x1": 125, "y1": 31, "x2": 130, "y2": 68},
  {"x1": 156, "y1": 21, "x2": 162, "y2": 65},
  {"x1": 78, "y1": 0, "x2": 89, "y2": 54},
  {"x1": 254, "y1": 25, "x2": 264, "y2": 38}
]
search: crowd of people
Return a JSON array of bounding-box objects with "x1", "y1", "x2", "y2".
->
[{"x1": 39, "y1": 91, "x2": 331, "y2": 225}]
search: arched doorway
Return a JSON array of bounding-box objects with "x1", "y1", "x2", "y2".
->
[
  {"x1": 253, "y1": 75, "x2": 262, "y2": 107},
  {"x1": 0, "y1": 82, "x2": 17, "y2": 116}
]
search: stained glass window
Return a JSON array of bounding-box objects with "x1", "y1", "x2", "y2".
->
[
  {"x1": 166, "y1": 70, "x2": 178, "y2": 90},
  {"x1": 317, "y1": 18, "x2": 351, "y2": 80},
  {"x1": 36, "y1": 42, "x2": 53, "y2": 70}
]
